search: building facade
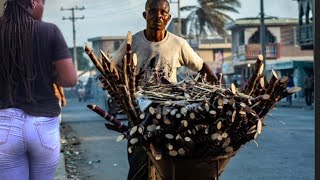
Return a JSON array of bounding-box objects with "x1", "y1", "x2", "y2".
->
[
  {"x1": 225, "y1": 17, "x2": 313, "y2": 97},
  {"x1": 194, "y1": 38, "x2": 232, "y2": 75},
  {"x1": 175, "y1": 37, "x2": 232, "y2": 82},
  {"x1": 87, "y1": 36, "x2": 126, "y2": 59},
  {"x1": 296, "y1": 0, "x2": 313, "y2": 50},
  {"x1": 167, "y1": 18, "x2": 188, "y2": 38}
]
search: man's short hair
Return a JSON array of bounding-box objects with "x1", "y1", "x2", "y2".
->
[{"x1": 145, "y1": 0, "x2": 170, "y2": 11}]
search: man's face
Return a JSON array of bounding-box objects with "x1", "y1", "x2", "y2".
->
[{"x1": 144, "y1": 0, "x2": 171, "y2": 31}]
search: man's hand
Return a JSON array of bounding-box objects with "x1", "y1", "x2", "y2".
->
[{"x1": 199, "y1": 62, "x2": 218, "y2": 84}]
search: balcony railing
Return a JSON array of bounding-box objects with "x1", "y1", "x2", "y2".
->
[
  {"x1": 237, "y1": 43, "x2": 280, "y2": 60},
  {"x1": 298, "y1": 24, "x2": 313, "y2": 48},
  {"x1": 200, "y1": 38, "x2": 231, "y2": 44}
]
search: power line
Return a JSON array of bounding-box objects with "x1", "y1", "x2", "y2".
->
[{"x1": 61, "y1": 6, "x2": 85, "y2": 72}]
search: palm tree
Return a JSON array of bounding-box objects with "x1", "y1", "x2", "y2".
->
[{"x1": 181, "y1": 0, "x2": 241, "y2": 39}]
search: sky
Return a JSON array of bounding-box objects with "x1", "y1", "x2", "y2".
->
[{"x1": 43, "y1": 0, "x2": 299, "y2": 47}]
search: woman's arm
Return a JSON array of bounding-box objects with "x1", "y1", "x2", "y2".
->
[{"x1": 54, "y1": 58, "x2": 77, "y2": 87}]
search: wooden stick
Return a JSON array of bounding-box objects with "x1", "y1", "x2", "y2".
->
[
  {"x1": 110, "y1": 60, "x2": 120, "y2": 81},
  {"x1": 105, "y1": 123, "x2": 123, "y2": 133},
  {"x1": 85, "y1": 44, "x2": 105, "y2": 76},
  {"x1": 129, "y1": 54, "x2": 138, "y2": 98},
  {"x1": 87, "y1": 104, "x2": 128, "y2": 132},
  {"x1": 265, "y1": 69, "x2": 278, "y2": 95},
  {"x1": 279, "y1": 87, "x2": 302, "y2": 99},
  {"x1": 98, "y1": 75, "x2": 129, "y2": 115},
  {"x1": 244, "y1": 55, "x2": 264, "y2": 95},
  {"x1": 100, "y1": 50, "x2": 111, "y2": 71},
  {"x1": 126, "y1": 31, "x2": 133, "y2": 66},
  {"x1": 122, "y1": 55, "x2": 129, "y2": 88}
]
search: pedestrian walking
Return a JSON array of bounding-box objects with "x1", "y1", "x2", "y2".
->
[
  {"x1": 303, "y1": 73, "x2": 314, "y2": 107},
  {"x1": 0, "y1": 0, "x2": 77, "y2": 179},
  {"x1": 84, "y1": 77, "x2": 93, "y2": 102},
  {"x1": 286, "y1": 74, "x2": 295, "y2": 105},
  {"x1": 76, "y1": 80, "x2": 85, "y2": 102}
]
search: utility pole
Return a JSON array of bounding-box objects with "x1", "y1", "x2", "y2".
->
[
  {"x1": 169, "y1": 0, "x2": 181, "y2": 36},
  {"x1": 61, "y1": 6, "x2": 85, "y2": 72},
  {"x1": 260, "y1": 0, "x2": 266, "y2": 76}
]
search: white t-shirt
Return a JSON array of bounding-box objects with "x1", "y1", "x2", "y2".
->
[{"x1": 113, "y1": 30, "x2": 204, "y2": 83}]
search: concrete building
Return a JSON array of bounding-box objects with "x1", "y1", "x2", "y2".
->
[
  {"x1": 167, "y1": 17, "x2": 188, "y2": 38},
  {"x1": 87, "y1": 36, "x2": 126, "y2": 59},
  {"x1": 296, "y1": 0, "x2": 314, "y2": 50},
  {"x1": 194, "y1": 38, "x2": 232, "y2": 74},
  {"x1": 175, "y1": 37, "x2": 232, "y2": 82},
  {"x1": 225, "y1": 17, "x2": 313, "y2": 97}
]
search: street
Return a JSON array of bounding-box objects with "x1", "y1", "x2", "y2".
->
[{"x1": 61, "y1": 97, "x2": 315, "y2": 180}]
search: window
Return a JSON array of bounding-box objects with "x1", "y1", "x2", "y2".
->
[
  {"x1": 248, "y1": 28, "x2": 276, "y2": 44},
  {"x1": 114, "y1": 41, "x2": 121, "y2": 50}
]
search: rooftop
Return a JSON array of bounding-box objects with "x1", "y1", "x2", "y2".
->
[
  {"x1": 88, "y1": 36, "x2": 126, "y2": 42},
  {"x1": 226, "y1": 17, "x2": 298, "y2": 30}
]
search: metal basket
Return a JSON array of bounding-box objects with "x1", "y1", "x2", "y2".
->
[{"x1": 147, "y1": 148, "x2": 236, "y2": 180}]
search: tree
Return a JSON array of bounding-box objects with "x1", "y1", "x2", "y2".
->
[
  {"x1": 68, "y1": 47, "x2": 91, "y2": 71},
  {"x1": 181, "y1": 0, "x2": 241, "y2": 38}
]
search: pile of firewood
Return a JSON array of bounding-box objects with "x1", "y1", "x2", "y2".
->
[{"x1": 85, "y1": 31, "x2": 301, "y2": 176}]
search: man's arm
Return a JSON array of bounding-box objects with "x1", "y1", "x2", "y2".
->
[
  {"x1": 180, "y1": 41, "x2": 217, "y2": 83},
  {"x1": 199, "y1": 62, "x2": 218, "y2": 83}
]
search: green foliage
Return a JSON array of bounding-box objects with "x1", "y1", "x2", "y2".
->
[
  {"x1": 68, "y1": 47, "x2": 91, "y2": 71},
  {"x1": 181, "y1": 0, "x2": 241, "y2": 38}
]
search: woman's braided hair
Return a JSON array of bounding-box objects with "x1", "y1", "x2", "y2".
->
[{"x1": 0, "y1": 0, "x2": 39, "y2": 104}]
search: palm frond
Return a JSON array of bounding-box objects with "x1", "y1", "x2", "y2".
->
[
  {"x1": 180, "y1": 6, "x2": 199, "y2": 11},
  {"x1": 181, "y1": 0, "x2": 241, "y2": 37}
]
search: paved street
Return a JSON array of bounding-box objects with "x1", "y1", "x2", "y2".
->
[{"x1": 61, "y1": 97, "x2": 314, "y2": 180}]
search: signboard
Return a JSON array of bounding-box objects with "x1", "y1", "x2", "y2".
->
[{"x1": 266, "y1": 61, "x2": 293, "y2": 70}]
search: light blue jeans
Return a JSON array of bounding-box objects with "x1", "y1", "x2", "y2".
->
[{"x1": 0, "y1": 108, "x2": 60, "y2": 180}]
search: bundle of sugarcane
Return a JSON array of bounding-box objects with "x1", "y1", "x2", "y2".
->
[
  {"x1": 85, "y1": 31, "x2": 143, "y2": 129},
  {"x1": 117, "y1": 83, "x2": 282, "y2": 158},
  {"x1": 85, "y1": 31, "x2": 301, "y2": 179},
  {"x1": 96, "y1": 55, "x2": 300, "y2": 159}
]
